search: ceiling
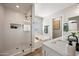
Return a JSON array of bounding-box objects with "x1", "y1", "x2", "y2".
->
[
  {"x1": 35, "y1": 3, "x2": 74, "y2": 17},
  {"x1": 3, "y1": 3, "x2": 32, "y2": 14},
  {"x1": 2, "y1": 3, "x2": 74, "y2": 17},
  {"x1": 69, "y1": 16, "x2": 79, "y2": 20}
]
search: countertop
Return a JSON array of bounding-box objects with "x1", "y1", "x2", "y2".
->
[{"x1": 43, "y1": 37, "x2": 79, "y2": 56}]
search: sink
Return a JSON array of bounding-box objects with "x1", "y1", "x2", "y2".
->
[{"x1": 51, "y1": 40, "x2": 68, "y2": 55}]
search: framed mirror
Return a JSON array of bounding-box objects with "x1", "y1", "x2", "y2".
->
[{"x1": 68, "y1": 16, "x2": 79, "y2": 32}]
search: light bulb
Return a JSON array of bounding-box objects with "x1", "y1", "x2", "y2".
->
[{"x1": 16, "y1": 5, "x2": 19, "y2": 8}]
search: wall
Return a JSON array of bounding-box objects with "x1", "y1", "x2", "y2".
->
[
  {"x1": 43, "y1": 9, "x2": 65, "y2": 39},
  {"x1": 43, "y1": 17, "x2": 52, "y2": 39},
  {"x1": 32, "y1": 16, "x2": 43, "y2": 35},
  {"x1": 43, "y1": 4, "x2": 79, "y2": 40},
  {"x1": 0, "y1": 4, "x2": 5, "y2": 52},
  {"x1": 4, "y1": 8, "x2": 32, "y2": 51}
]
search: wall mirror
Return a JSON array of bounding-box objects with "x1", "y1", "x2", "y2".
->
[
  {"x1": 63, "y1": 23, "x2": 69, "y2": 32},
  {"x1": 68, "y1": 16, "x2": 79, "y2": 32}
]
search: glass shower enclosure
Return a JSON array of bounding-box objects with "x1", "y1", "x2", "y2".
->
[{"x1": 0, "y1": 3, "x2": 33, "y2": 56}]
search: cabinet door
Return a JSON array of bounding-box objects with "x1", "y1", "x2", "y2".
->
[{"x1": 42, "y1": 45, "x2": 61, "y2": 56}]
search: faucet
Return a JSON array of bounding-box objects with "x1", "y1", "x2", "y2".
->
[
  {"x1": 68, "y1": 33, "x2": 78, "y2": 43},
  {"x1": 68, "y1": 33, "x2": 79, "y2": 51}
]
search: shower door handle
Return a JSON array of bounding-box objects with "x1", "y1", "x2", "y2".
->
[{"x1": 30, "y1": 43, "x2": 32, "y2": 46}]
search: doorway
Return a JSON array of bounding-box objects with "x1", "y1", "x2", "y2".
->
[{"x1": 52, "y1": 16, "x2": 62, "y2": 39}]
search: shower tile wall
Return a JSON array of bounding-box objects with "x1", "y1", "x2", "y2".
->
[
  {"x1": 0, "y1": 4, "x2": 32, "y2": 52},
  {"x1": 0, "y1": 4, "x2": 5, "y2": 52}
]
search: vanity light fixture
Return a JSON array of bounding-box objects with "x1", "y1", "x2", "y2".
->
[{"x1": 16, "y1": 5, "x2": 19, "y2": 8}]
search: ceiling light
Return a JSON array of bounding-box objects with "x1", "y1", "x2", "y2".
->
[{"x1": 16, "y1": 5, "x2": 19, "y2": 8}]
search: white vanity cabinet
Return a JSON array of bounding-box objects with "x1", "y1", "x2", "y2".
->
[
  {"x1": 42, "y1": 45, "x2": 62, "y2": 56},
  {"x1": 42, "y1": 37, "x2": 79, "y2": 56},
  {"x1": 42, "y1": 37, "x2": 68, "y2": 56}
]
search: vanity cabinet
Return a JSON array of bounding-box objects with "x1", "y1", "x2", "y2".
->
[
  {"x1": 42, "y1": 45, "x2": 62, "y2": 56},
  {"x1": 42, "y1": 37, "x2": 67, "y2": 56},
  {"x1": 42, "y1": 38, "x2": 79, "y2": 56}
]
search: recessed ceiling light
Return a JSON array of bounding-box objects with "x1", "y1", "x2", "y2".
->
[{"x1": 16, "y1": 5, "x2": 19, "y2": 8}]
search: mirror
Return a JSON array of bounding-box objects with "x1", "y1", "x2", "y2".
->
[
  {"x1": 63, "y1": 23, "x2": 69, "y2": 32},
  {"x1": 68, "y1": 16, "x2": 79, "y2": 32}
]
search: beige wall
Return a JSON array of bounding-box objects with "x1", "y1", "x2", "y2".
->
[{"x1": 0, "y1": 4, "x2": 5, "y2": 52}]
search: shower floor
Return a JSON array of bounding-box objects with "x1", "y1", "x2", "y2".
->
[{"x1": 25, "y1": 48, "x2": 43, "y2": 56}]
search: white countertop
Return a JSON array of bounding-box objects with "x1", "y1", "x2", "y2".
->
[{"x1": 43, "y1": 37, "x2": 79, "y2": 56}]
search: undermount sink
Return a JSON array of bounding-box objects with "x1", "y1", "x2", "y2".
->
[
  {"x1": 51, "y1": 40, "x2": 68, "y2": 45},
  {"x1": 43, "y1": 37, "x2": 79, "y2": 56},
  {"x1": 51, "y1": 40, "x2": 68, "y2": 54},
  {"x1": 43, "y1": 37, "x2": 69, "y2": 55}
]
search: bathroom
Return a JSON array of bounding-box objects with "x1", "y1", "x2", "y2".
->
[{"x1": 0, "y1": 3, "x2": 79, "y2": 56}]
